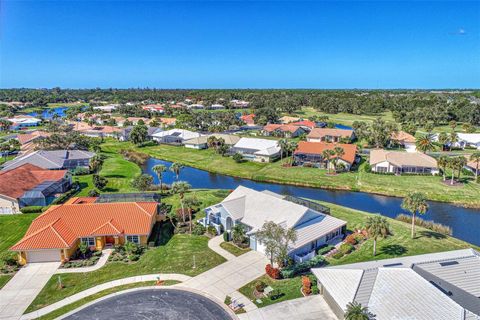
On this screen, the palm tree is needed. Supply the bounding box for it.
[437,155,449,182]
[345,301,376,320]
[470,152,480,182]
[449,120,457,131]
[278,139,288,162]
[449,132,458,150]
[437,132,449,151]
[415,134,434,153]
[365,215,390,256]
[170,162,183,180]
[401,192,428,239]
[322,149,335,173]
[455,156,467,180]
[288,141,298,165]
[152,164,167,193]
[447,157,456,185]
[333,146,345,172]
[89,155,104,173]
[171,181,191,223]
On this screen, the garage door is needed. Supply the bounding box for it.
[256,240,266,254]
[27,250,61,263]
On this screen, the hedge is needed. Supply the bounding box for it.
[20,206,44,214]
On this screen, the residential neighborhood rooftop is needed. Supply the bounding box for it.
[369,149,438,168]
[307,128,354,139]
[295,141,357,164]
[2,149,95,171]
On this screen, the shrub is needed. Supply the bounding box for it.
[280,255,325,278]
[192,224,206,236]
[363,162,372,173]
[223,231,230,242]
[233,153,244,163]
[339,243,354,254]
[265,264,281,279]
[206,226,217,236]
[396,214,452,235]
[269,289,282,300]
[353,233,366,243]
[255,281,267,293]
[317,245,334,255]
[71,167,90,175]
[302,276,312,295]
[88,189,100,197]
[344,234,357,245]
[20,206,44,214]
[332,251,344,259]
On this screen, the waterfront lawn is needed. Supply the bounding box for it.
[0,214,39,267]
[162,189,230,220]
[220,242,251,257]
[36,281,180,320]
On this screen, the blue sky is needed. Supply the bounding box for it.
[0,1,479,89]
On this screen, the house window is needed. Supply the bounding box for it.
[81,237,95,246]
[126,235,140,244]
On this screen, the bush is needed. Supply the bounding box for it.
[339,243,354,254]
[192,224,206,236]
[332,251,344,259]
[265,264,281,279]
[269,289,282,300]
[88,189,100,197]
[71,167,90,175]
[353,233,366,243]
[344,234,358,245]
[223,231,230,242]
[316,245,334,255]
[302,276,312,295]
[233,153,244,163]
[280,255,325,278]
[396,214,452,235]
[206,226,217,236]
[255,281,267,293]
[363,162,372,173]
[20,206,43,214]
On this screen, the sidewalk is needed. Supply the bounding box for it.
[56,249,112,274]
[208,235,236,260]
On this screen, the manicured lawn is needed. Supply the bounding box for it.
[36,281,180,320]
[220,242,251,257]
[101,141,480,207]
[0,275,13,289]
[0,155,14,165]
[0,214,39,266]
[162,189,230,220]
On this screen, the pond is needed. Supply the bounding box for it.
[28,106,69,119]
[142,158,480,246]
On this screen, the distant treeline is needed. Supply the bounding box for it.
[0,88,479,125]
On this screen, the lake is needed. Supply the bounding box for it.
[142,158,480,246]
[28,106,69,119]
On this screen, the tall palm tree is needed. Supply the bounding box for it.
[447,157,456,185]
[288,141,298,165]
[415,134,434,153]
[333,146,345,172]
[278,139,288,162]
[89,155,104,173]
[470,152,480,182]
[171,181,191,223]
[365,215,390,256]
[322,149,332,173]
[170,162,183,180]
[345,301,376,320]
[401,192,429,239]
[437,132,449,151]
[437,155,449,182]
[449,132,458,150]
[455,156,467,180]
[152,164,167,193]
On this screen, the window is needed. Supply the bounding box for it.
[126,235,140,244]
[81,237,95,246]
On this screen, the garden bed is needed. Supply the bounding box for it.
[61,248,102,269]
[220,242,251,257]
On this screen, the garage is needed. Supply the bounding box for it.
[27,250,61,263]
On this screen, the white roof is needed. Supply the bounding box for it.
[7,117,41,124]
[152,129,201,140]
[233,137,280,155]
[457,133,480,144]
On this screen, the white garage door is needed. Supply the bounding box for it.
[256,240,266,254]
[27,250,61,263]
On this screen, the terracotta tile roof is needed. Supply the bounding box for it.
[279,116,300,124]
[369,149,437,168]
[11,202,157,251]
[263,124,303,133]
[391,131,416,144]
[158,117,176,126]
[16,131,50,145]
[308,128,354,139]
[0,164,68,199]
[290,120,316,129]
[294,141,358,164]
[64,197,98,204]
[240,114,255,125]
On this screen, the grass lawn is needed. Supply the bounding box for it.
[0,275,13,289]
[36,281,179,320]
[220,242,251,257]
[0,214,39,266]
[0,155,14,165]
[102,141,480,207]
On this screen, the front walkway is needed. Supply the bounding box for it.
[55,249,112,274]
[0,262,61,320]
[208,235,236,260]
[238,295,338,320]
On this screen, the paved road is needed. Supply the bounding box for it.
[63,288,234,320]
[0,262,60,320]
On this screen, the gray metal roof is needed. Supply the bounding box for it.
[2,150,94,170]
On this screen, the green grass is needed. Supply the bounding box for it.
[0,275,13,289]
[0,214,39,266]
[220,242,251,257]
[102,141,480,207]
[35,281,179,320]
[0,155,14,165]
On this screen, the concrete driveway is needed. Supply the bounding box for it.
[0,262,60,320]
[238,295,338,320]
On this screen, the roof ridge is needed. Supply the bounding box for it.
[50,220,71,247]
[134,202,155,216]
[12,217,65,248]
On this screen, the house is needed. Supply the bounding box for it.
[240,114,256,126]
[142,104,165,113]
[120,127,163,142]
[10,198,159,264]
[79,126,123,139]
[312,248,480,319]
[188,103,205,109]
[6,116,42,130]
[369,149,439,175]
[307,128,355,143]
[183,134,241,149]
[290,120,317,130]
[294,141,358,171]
[202,186,346,262]
[230,99,250,108]
[16,131,50,154]
[390,130,417,152]
[209,104,225,110]
[262,124,307,138]
[93,104,118,112]
[2,150,95,171]
[0,164,71,214]
[230,137,281,162]
[433,133,480,150]
[152,129,201,145]
[112,117,151,127]
[158,117,176,127]
[465,160,479,175]
[279,116,300,124]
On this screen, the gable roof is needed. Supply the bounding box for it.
[290,120,316,129]
[391,130,416,143]
[2,150,95,171]
[152,129,201,140]
[11,201,158,251]
[294,141,357,164]
[279,116,300,124]
[184,134,241,146]
[370,149,437,168]
[263,124,304,134]
[16,131,50,145]
[233,137,279,152]
[307,128,354,139]
[240,114,255,125]
[0,164,67,199]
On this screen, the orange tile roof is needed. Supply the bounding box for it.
[307,128,354,139]
[0,164,68,199]
[263,124,303,133]
[391,131,416,144]
[290,120,316,129]
[17,131,50,145]
[11,202,157,251]
[64,197,98,204]
[241,114,255,125]
[294,141,357,164]
[158,117,176,126]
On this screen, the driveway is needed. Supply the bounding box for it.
[0,262,60,320]
[238,295,338,320]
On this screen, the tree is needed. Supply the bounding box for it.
[184,195,200,234]
[256,221,297,267]
[152,164,167,192]
[437,132,449,151]
[437,155,449,182]
[449,132,458,150]
[170,162,183,180]
[454,156,467,180]
[79,241,89,259]
[171,181,191,224]
[129,122,148,145]
[401,192,428,239]
[333,146,345,172]
[469,152,480,182]
[322,149,335,173]
[449,120,457,131]
[415,134,434,153]
[345,301,376,320]
[0,119,11,132]
[92,174,107,190]
[278,139,288,162]
[233,152,243,163]
[89,155,104,173]
[287,141,298,165]
[365,215,390,256]
[231,223,247,245]
[447,157,457,185]
[132,174,153,191]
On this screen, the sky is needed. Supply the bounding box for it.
[0,1,479,89]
